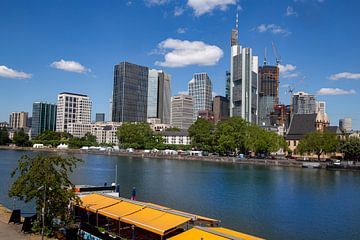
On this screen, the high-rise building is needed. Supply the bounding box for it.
[258,65,279,126]
[316,101,326,114]
[147,69,171,124]
[108,98,113,122]
[9,112,28,129]
[171,95,193,130]
[188,73,212,121]
[213,96,230,123]
[31,102,57,138]
[225,71,231,100]
[292,92,316,115]
[56,92,92,133]
[230,14,259,124]
[95,113,105,122]
[339,118,352,132]
[112,62,148,122]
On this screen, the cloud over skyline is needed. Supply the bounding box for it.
[155,38,223,67]
[329,72,360,80]
[187,0,236,16]
[0,65,32,79]
[50,59,90,73]
[278,64,298,78]
[255,24,291,36]
[316,88,356,96]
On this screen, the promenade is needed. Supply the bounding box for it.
[0,204,44,240]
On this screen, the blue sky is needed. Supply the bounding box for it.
[0,0,359,129]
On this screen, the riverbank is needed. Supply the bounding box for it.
[0,146,306,168]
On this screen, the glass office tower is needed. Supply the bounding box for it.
[31,102,57,137]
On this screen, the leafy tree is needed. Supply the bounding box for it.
[339,137,360,161]
[214,117,248,154]
[9,155,82,235]
[13,128,31,147]
[297,130,339,161]
[117,122,155,149]
[32,131,73,147]
[165,127,181,132]
[188,118,214,151]
[0,127,10,145]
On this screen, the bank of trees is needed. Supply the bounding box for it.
[0,127,10,145]
[339,137,360,161]
[189,117,287,155]
[32,130,98,148]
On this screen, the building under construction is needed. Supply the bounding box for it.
[258,65,279,126]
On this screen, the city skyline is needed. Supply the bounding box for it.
[0,0,360,128]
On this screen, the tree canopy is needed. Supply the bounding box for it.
[13,128,31,147]
[297,130,339,160]
[0,127,10,145]
[188,118,214,151]
[9,155,82,235]
[117,122,156,149]
[339,137,360,161]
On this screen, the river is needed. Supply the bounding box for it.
[1,149,360,239]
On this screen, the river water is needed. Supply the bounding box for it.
[1,149,360,239]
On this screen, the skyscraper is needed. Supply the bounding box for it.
[56,92,92,132]
[230,14,259,124]
[31,102,57,138]
[95,113,105,122]
[112,62,148,122]
[147,69,171,124]
[213,96,230,123]
[171,95,193,130]
[258,65,279,126]
[292,92,316,115]
[188,73,212,121]
[225,71,231,100]
[9,112,28,129]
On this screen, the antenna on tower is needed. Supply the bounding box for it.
[264,47,267,65]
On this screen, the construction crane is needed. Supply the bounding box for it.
[272,41,281,65]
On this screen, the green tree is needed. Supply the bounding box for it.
[117,122,155,149]
[9,155,82,235]
[297,130,339,161]
[339,137,360,161]
[214,117,248,154]
[13,128,30,147]
[188,118,214,151]
[0,127,10,145]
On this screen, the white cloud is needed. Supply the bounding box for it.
[187,0,236,16]
[212,91,218,98]
[255,24,291,36]
[0,65,32,79]
[144,0,168,6]
[50,59,90,73]
[155,38,223,67]
[278,64,298,78]
[177,27,187,34]
[174,6,185,16]
[329,72,360,80]
[316,88,356,96]
[286,6,297,16]
[178,91,189,95]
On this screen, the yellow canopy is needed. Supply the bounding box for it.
[79,193,119,213]
[98,201,144,220]
[168,226,264,240]
[121,207,191,236]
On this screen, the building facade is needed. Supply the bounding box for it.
[91,122,122,145]
[160,131,191,145]
[229,15,258,124]
[31,102,57,138]
[188,73,212,121]
[95,113,105,122]
[171,95,194,130]
[213,96,230,123]
[258,65,279,126]
[9,112,28,129]
[225,71,231,100]
[292,92,316,115]
[147,70,171,124]
[339,118,352,133]
[112,62,148,122]
[56,92,92,133]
